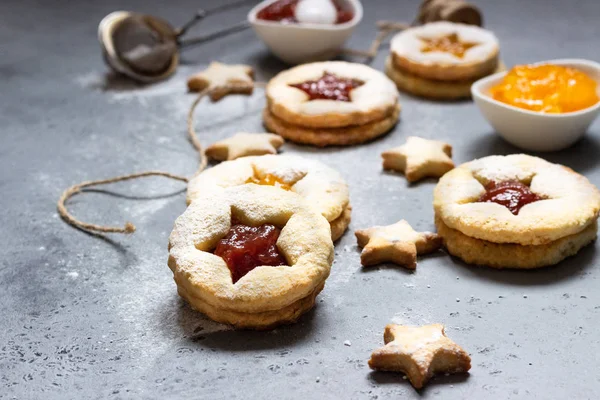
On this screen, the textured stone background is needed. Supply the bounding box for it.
[2,0,600,398]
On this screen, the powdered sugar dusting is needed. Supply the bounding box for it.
[74,65,203,113]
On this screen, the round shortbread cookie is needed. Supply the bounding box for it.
[176,278,324,330]
[385,57,504,100]
[168,185,334,329]
[436,217,597,269]
[434,154,600,245]
[263,104,400,147]
[390,21,499,81]
[186,154,351,240]
[266,61,399,128]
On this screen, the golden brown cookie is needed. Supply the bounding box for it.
[266,61,399,129]
[436,217,598,269]
[382,136,454,182]
[205,133,284,161]
[385,57,505,100]
[168,185,334,329]
[186,154,351,241]
[187,61,254,101]
[262,104,400,147]
[369,323,472,389]
[355,220,442,269]
[390,21,499,82]
[434,154,600,245]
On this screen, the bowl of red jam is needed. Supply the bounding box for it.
[248,0,363,64]
[472,59,600,152]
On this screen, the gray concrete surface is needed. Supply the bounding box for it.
[2,0,600,398]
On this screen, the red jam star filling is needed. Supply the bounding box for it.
[478,180,542,215]
[289,72,364,102]
[214,219,288,284]
[257,0,353,24]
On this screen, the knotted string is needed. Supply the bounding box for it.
[58,84,260,234]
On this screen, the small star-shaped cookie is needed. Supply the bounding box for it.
[187,61,254,101]
[355,220,441,269]
[382,136,454,183]
[205,133,284,161]
[369,324,471,390]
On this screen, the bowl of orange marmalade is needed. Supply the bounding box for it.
[472,59,600,151]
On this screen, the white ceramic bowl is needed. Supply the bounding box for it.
[248,0,363,65]
[471,59,600,152]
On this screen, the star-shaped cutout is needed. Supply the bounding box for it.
[369,324,471,390]
[205,132,284,161]
[355,220,441,269]
[419,32,479,58]
[187,61,254,101]
[382,136,454,183]
[289,72,364,102]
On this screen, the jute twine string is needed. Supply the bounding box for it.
[57,171,190,234]
[342,21,410,61]
[58,84,258,235]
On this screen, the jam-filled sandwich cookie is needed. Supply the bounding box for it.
[187,154,351,241]
[387,21,501,99]
[264,61,400,146]
[169,185,334,329]
[434,154,600,268]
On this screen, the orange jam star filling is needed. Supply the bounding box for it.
[246,174,292,190]
[419,33,478,58]
[289,72,364,102]
[214,218,288,284]
[489,64,599,113]
[478,180,542,215]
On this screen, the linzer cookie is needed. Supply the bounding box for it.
[386,22,501,99]
[369,323,471,389]
[263,61,400,146]
[434,154,600,268]
[187,154,351,241]
[169,184,334,329]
